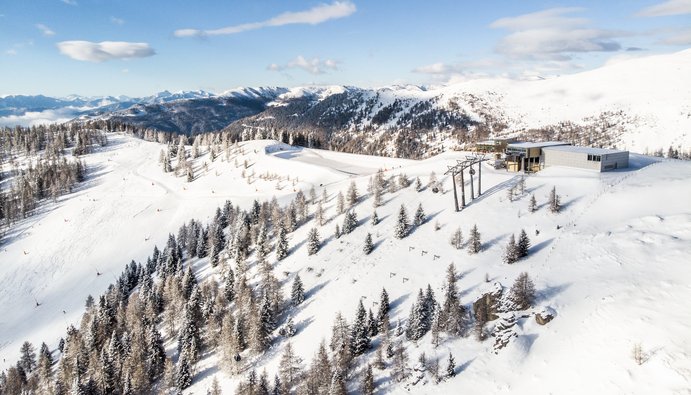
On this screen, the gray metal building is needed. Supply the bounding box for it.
[542,146,629,171]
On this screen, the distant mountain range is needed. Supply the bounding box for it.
[2,49,690,156]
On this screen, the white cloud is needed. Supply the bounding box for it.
[36,23,56,36]
[0,108,78,127]
[57,41,156,62]
[637,0,691,16]
[110,17,125,26]
[490,8,622,61]
[5,49,17,56]
[658,28,691,44]
[61,0,77,5]
[175,1,356,38]
[268,55,339,75]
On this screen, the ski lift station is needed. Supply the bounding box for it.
[504,141,629,172]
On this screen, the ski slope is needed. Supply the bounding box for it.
[1,133,690,394]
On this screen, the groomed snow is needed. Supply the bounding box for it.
[1,134,690,394]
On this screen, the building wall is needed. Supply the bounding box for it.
[601,152,629,171]
[543,150,601,171]
[544,150,629,172]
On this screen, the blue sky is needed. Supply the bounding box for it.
[1,0,689,97]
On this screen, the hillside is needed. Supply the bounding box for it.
[1,132,690,394]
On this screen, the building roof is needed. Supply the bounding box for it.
[542,145,628,155]
[507,141,570,149]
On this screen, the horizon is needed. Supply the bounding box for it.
[1,0,690,97]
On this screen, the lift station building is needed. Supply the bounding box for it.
[505,141,629,172]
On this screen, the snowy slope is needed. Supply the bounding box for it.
[1,133,690,395]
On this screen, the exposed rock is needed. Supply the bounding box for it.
[473,282,503,322]
[535,306,556,325]
[492,313,518,353]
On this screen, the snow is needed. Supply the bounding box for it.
[1,133,690,394]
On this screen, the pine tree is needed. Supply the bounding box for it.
[307,227,320,255]
[414,203,426,226]
[446,352,456,378]
[276,223,289,261]
[347,181,359,206]
[549,186,561,213]
[509,272,536,310]
[316,201,325,226]
[291,275,305,306]
[18,341,36,373]
[342,210,358,234]
[176,353,192,390]
[392,342,409,382]
[503,234,518,264]
[210,376,222,395]
[334,223,341,239]
[468,224,481,254]
[336,192,345,214]
[450,227,463,249]
[414,177,422,192]
[224,268,235,303]
[440,263,465,336]
[350,300,370,356]
[360,364,375,395]
[517,229,530,258]
[371,210,379,225]
[376,288,390,334]
[394,204,409,239]
[363,233,374,255]
[257,224,269,260]
[529,194,537,212]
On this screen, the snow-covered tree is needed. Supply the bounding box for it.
[341,210,358,235]
[291,275,305,306]
[414,203,426,226]
[394,204,409,239]
[371,210,379,225]
[316,201,325,226]
[363,233,374,255]
[336,192,345,214]
[360,364,375,395]
[350,300,370,356]
[509,272,535,310]
[446,353,456,378]
[276,223,289,261]
[529,194,537,212]
[468,224,481,254]
[347,181,359,206]
[503,234,519,264]
[549,186,561,213]
[307,227,320,255]
[517,229,530,258]
[450,227,463,249]
[279,342,303,392]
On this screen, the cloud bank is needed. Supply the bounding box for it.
[637,0,691,17]
[268,56,339,75]
[175,1,356,38]
[57,41,155,62]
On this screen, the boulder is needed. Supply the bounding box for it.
[534,306,556,325]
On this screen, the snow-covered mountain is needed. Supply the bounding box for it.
[1,129,690,394]
[2,50,689,156]
[223,50,691,157]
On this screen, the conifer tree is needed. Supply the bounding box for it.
[350,300,370,356]
[392,342,409,382]
[415,177,422,192]
[450,227,463,249]
[517,229,531,258]
[509,272,536,310]
[347,181,359,206]
[279,342,303,392]
[224,269,235,303]
[316,201,325,226]
[549,186,561,213]
[377,288,390,334]
[341,210,357,234]
[468,224,481,254]
[276,223,289,261]
[360,364,375,395]
[414,203,426,226]
[363,233,374,255]
[307,227,320,255]
[176,353,192,390]
[394,204,409,239]
[440,263,465,336]
[529,194,537,212]
[503,234,519,264]
[336,192,345,214]
[446,353,456,378]
[291,275,305,306]
[257,224,269,260]
[334,223,341,239]
[371,210,379,225]
[18,341,36,373]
